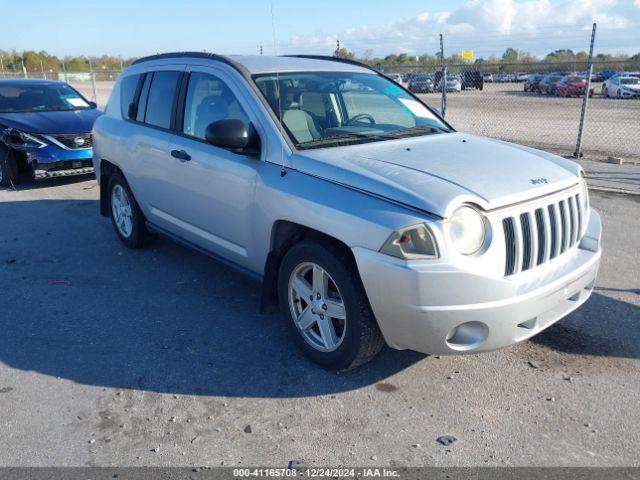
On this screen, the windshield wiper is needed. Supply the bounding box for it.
[379,126,448,139]
[296,132,382,149]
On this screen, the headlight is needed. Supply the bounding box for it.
[380,224,438,260]
[2,128,47,149]
[449,205,487,255]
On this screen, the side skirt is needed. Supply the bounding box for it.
[145,221,264,284]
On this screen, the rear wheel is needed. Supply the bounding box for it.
[278,241,385,370]
[108,172,154,248]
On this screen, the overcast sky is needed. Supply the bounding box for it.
[2,0,638,58]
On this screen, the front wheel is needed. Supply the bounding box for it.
[278,241,385,370]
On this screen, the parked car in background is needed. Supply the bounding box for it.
[0,79,101,186]
[516,73,529,82]
[590,71,604,82]
[555,76,594,97]
[524,74,544,93]
[604,76,640,98]
[600,73,636,97]
[461,70,484,90]
[600,70,618,81]
[481,72,494,83]
[538,74,564,95]
[445,75,462,92]
[408,73,434,93]
[386,73,404,86]
[93,52,601,369]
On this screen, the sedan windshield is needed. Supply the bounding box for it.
[0,83,91,113]
[620,78,640,85]
[253,71,450,149]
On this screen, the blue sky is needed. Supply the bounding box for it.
[2,0,638,58]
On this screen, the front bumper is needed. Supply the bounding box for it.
[14,143,94,179]
[353,208,602,355]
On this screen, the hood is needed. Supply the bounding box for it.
[0,108,102,134]
[292,133,580,217]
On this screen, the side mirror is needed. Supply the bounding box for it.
[89,101,98,109]
[205,119,259,156]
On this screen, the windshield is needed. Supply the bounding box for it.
[620,78,640,85]
[0,83,91,113]
[253,71,450,149]
[566,77,584,83]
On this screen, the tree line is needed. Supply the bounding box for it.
[0,49,137,73]
[336,47,640,71]
[1,47,638,74]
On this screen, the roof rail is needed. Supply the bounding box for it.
[283,55,381,73]
[130,51,252,80]
[133,51,240,65]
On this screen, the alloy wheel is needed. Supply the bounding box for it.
[111,184,134,238]
[288,262,347,352]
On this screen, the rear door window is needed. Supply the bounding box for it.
[144,71,181,129]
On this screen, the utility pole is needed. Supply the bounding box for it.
[119,57,124,72]
[335,39,340,57]
[88,58,98,104]
[440,33,446,118]
[40,58,46,79]
[260,45,263,56]
[20,57,27,78]
[574,22,596,159]
[0,56,5,77]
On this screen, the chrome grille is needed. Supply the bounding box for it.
[48,132,93,150]
[503,192,584,276]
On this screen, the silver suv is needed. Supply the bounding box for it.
[93,53,601,370]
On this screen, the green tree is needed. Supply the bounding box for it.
[334,47,355,60]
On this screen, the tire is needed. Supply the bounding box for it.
[0,144,22,187]
[278,241,385,370]
[107,171,154,249]
[617,90,622,99]
[602,86,608,97]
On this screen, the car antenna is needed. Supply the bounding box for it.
[270,0,287,177]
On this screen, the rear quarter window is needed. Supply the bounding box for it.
[120,74,142,119]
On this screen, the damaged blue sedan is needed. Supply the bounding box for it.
[0,79,101,186]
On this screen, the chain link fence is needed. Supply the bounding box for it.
[380,59,639,162]
[2,58,638,163]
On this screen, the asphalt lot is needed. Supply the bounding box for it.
[70,80,640,163]
[0,175,639,467]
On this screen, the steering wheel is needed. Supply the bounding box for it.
[347,113,376,126]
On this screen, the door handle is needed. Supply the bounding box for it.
[171,149,191,162]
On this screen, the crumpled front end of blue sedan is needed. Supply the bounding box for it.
[1,127,94,180]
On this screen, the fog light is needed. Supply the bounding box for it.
[445,321,489,351]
